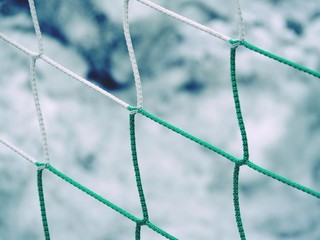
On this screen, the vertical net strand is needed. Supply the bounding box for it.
[37,169,51,240]
[129,112,149,220]
[233,165,246,240]
[230,47,249,162]
[135,224,142,240]
[123,0,144,108]
[28,0,44,54]
[30,58,50,164]
[233,0,245,41]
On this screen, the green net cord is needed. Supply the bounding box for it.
[146,221,178,240]
[126,107,320,200]
[29,38,320,240]
[247,161,320,198]
[37,169,51,240]
[135,224,142,240]
[230,45,248,239]
[128,106,241,164]
[233,165,246,240]
[35,162,177,240]
[230,46,249,163]
[229,39,320,79]
[129,112,149,221]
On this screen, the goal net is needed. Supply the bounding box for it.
[0,0,319,239]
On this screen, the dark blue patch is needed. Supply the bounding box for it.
[87,68,124,90]
[78,153,96,171]
[184,2,227,21]
[0,0,28,16]
[41,22,69,45]
[95,12,107,24]
[310,11,320,21]
[238,74,256,86]
[286,19,304,36]
[179,79,204,94]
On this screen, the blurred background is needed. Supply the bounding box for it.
[0,0,320,239]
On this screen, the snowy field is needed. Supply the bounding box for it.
[0,0,320,239]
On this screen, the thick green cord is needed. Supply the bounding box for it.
[146,221,178,240]
[247,161,320,199]
[37,169,51,240]
[127,106,241,164]
[233,165,246,240]
[135,224,141,240]
[229,39,320,79]
[35,162,177,240]
[40,163,140,222]
[230,47,249,163]
[129,112,149,221]
[30,38,320,240]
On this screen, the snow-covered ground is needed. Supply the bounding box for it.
[0,0,320,239]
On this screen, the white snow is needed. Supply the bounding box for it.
[1,0,320,239]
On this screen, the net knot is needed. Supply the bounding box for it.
[129,106,140,115]
[37,162,49,171]
[130,110,138,116]
[136,218,148,226]
[230,39,243,49]
[235,158,248,167]
[31,52,43,60]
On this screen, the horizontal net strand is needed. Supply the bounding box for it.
[34,162,177,239]
[136,0,231,42]
[229,39,320,79]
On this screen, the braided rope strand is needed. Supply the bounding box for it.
[30,58,50,164]
[135,224,142,240]
[229,40,320,79]
[233,165,246,240]
[0,33,36,56]
[0,137,37,164]
[233,0,245,41]
[247,161,320,199]
[123,0,144,108]
[136,0,231,42]
[2,127,320,240]
[0,33,129,109]
[34,163,177,239]
[28,0,44,54]
[37,169,51,240]
[230,47,249,162]
[129,106,241,164]
[129,112,149,221]
[146,221,178,240]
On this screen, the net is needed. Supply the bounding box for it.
[0,0,319,239]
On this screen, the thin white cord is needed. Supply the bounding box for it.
[0,33,37,56]
[0,0,243,166]
[41,55,129,108]
[0,32,129,109]
[30,57,50,164]
[28,0,44,54]
[123,0,143,108]
[136,0,231,42]
[233,0,245,41]
[0,137,37,164]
